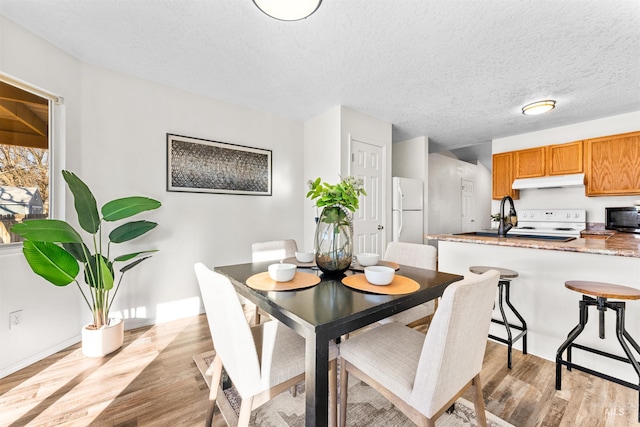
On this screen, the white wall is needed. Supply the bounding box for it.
[303,106,341,250]
[473,161,492,226]
[392,136,427,179]
[492,112,640,222]
[0,16,305,377]
[302,106,392,251]
[1,15,85,377]
[392,136,428,239]
[428,153,492,234]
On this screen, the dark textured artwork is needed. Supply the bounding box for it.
[167,134,272,195]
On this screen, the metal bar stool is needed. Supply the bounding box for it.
[556,280,640,422]
[469,266,527,369]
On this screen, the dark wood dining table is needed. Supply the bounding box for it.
[214,261,463,427]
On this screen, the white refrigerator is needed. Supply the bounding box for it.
[392,177,424,243]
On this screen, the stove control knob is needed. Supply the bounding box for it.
[565,213,571,218]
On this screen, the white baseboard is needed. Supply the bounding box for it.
[123,317,157,330]
[0,334,80,378]
[0,310,206,380]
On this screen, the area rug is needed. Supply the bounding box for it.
[194,350,514,427]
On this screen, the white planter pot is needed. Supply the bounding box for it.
[81,318,124,357]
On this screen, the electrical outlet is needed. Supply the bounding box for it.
[9,310,22,329]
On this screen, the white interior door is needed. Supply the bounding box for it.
[351,138,384,256]
[461,179,475,232]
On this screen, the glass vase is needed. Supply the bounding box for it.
[314,205,353,275]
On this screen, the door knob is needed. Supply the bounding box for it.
[377,225,384,230]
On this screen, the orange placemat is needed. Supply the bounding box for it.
[246,271,321,291]
[341,274,420,295]
[349,260,400,272]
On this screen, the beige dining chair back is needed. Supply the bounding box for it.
[251,239,298,262]
[384,241,437,270]
[339,269,500,427]
[249,239,299,324]
[381,241,437,325]
[194,262,338,427]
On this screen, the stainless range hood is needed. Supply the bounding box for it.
[512,173,585,190]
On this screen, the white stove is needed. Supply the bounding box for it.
[512,209,586,237]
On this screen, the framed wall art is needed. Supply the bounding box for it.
[167,134,272,195]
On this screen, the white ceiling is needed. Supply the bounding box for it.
[1,0,639,166]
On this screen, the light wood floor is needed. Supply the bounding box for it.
[0,314,637,426]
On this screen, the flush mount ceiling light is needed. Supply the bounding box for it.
[522,100,556,115]
[253,0,322,21]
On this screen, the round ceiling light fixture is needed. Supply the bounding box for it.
[253,0,322,21]
[522,100,556,115]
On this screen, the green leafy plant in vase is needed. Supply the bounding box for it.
[12,170,161,356]
[306,176,366,275]
[491,212,501,229]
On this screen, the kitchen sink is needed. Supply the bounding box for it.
[454,231,576,242]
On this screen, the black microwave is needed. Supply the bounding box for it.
[605,206,640,234]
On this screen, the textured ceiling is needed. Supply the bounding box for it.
[1,0,639,166]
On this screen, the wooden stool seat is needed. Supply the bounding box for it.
[470,266,518,279]
[468,265,526,369]
[565,281,640,300]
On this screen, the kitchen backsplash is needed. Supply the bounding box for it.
[491,185,640,224]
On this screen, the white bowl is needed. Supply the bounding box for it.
[295,251,315,263]
[268,263,297,282]
[357,253,379,267]
[364,266,395,286]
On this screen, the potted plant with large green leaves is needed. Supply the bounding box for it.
[11,170,161,357]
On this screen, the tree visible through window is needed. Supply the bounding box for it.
[0,79,50,244]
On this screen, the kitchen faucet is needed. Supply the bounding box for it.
[498,195,518,236]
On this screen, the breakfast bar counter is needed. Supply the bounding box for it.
[427,231,640,384]
[426,231,640,258]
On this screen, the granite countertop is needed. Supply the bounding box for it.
[426,231,640,258]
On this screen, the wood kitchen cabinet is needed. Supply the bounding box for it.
[492,152,519,200]
[547,141,583,175]
[514,147,546,178]
[585,130,640,196]
[513,141,583,179]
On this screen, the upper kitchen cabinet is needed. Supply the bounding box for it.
[492,152,519,200]
[513,141,583,179]
[547,141,583,175]
[585,130,640,196]
[514,147,546,178]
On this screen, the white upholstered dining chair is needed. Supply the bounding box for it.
[381,241,438,325]
[194,263,339,427]
[339,269,500,427]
